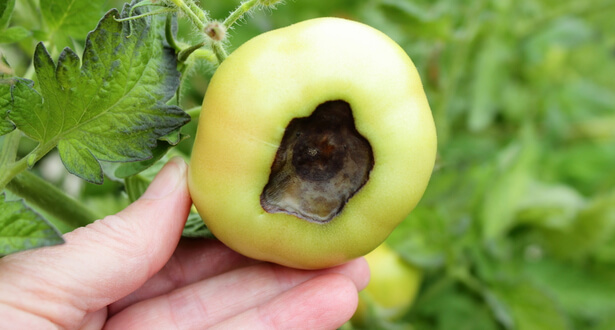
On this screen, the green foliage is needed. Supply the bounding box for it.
[7,8,189,183]
[41,0,106,49]
[0,0,614,327]
[0,80,15,135]
[0,193,64,256]
[332,0,615,329]
[0,0,15,30]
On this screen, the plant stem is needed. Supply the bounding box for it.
[185,106,202,119]
[0,140,57,191]
[211,42,227,64]
[168,0,205,30]
[7,171,101,228]
[0,130,21,171]
[223,0,259,29]
[0,153,28,191]
[165,14,181,52]
[114,8,176,23]
[178,42,207,62]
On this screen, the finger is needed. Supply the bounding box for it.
[108,238,258,315]
[105,257,369,329]
[211,274,359,330]
[0,158,191,329]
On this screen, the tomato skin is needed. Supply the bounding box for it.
[188,17,437,269]
[352,244,422,325]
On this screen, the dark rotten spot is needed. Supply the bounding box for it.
[260,100,374,223]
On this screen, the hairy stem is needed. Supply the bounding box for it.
[114,8,176,23]
[7,171,101,228]
[211,42,227,64]
[223,0,259,29]
[168,0,206,30]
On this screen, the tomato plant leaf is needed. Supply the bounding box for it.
[0,79,16,135]
[114,133,187,179]
[490,281,570,330]
[0,193,64,257]
[525,258,615,324]
[480,134,537,241]
[0,26,32,44]
[469,35,510,131]
[8,6,190,184]
[541,192,615,260]
[9,78,45,140]
[41,0,105,49]
[0,0,15,30]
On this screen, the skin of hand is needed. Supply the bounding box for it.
[0,158,370,329]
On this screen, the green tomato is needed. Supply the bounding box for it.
[188,17,437,269]
[352,243,422,326]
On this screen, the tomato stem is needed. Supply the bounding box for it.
[7,171,101,229]
[165,14,181,52]
[177,42,206,63]
[224,0,259,29]
[211,42,227,64]
[0,131,26,191]
[168,0,206,31]
[0,131,20,172]
[185,106,202,119]
[0,139,57,191]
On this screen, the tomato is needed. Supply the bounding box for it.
[188,17,437,269]
[352,243,422,326]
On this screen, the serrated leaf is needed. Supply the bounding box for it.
[114,133,187,178]
[516,180,586,230]
[490,281,570,330]
[0,0,15,30]
[41,0,105,49]
[415,281,500,330]
[0,79,16,135]
[9,78,44,139]
[9,6,190,184]
[387,208,447,269]
[0,193,64,256]
[0,26,32,44]
[541,192,615,260]
[525,259,615,323]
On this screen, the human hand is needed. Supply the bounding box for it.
[0,158,370,329]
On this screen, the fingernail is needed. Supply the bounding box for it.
[141,157,187,200]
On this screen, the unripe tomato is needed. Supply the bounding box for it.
[188,17,436,269]
[352,243,422,326]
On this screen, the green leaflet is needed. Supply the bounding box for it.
[8,5,190,184]
[0,0,15,30]
[0,193,64,257]
[0,26,31,44]
[41,0,105,49]
[0,79,15,135]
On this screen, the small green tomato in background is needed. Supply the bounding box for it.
[188,17,437,269]
[351,244,422,326]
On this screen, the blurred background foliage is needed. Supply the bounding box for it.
[2,0,615,329]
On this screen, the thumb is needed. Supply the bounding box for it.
[0,157,192,327]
